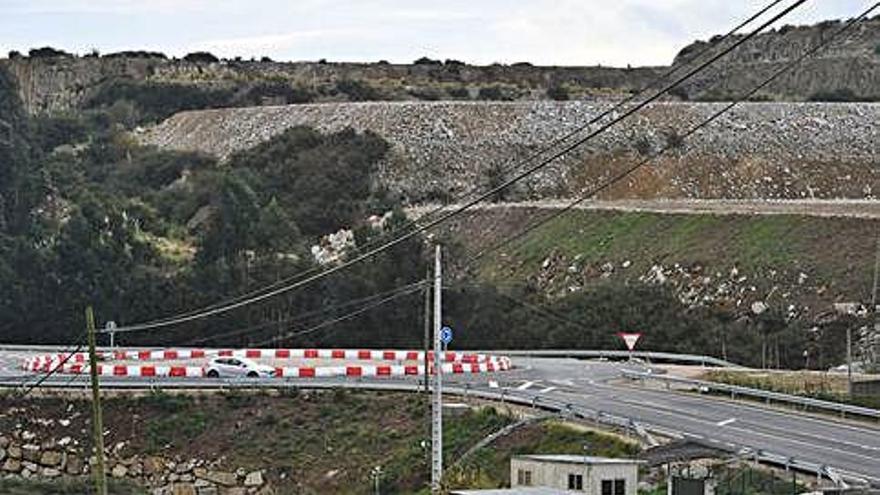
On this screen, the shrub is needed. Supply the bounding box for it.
[664,129,685,149]
[103,50,167,59]
[414,56,442,65]
[86,81,235,123]
[546,84,569,101]
[335,79,381,101]
[444,59,465,66]
[633,136,652,155]
[808,88,859,102]
[447,86,470,98]
[28,46,72,58]
[478,85,510,101]
[183,51,219,63]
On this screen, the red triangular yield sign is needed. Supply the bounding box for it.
[617,332,642,351]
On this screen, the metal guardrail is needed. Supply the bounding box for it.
[0,375,873,487]
[0,344,739,368]
[483,349,739,367]
[622,370,880,420]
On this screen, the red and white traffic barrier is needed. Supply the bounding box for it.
[22,348,512,379]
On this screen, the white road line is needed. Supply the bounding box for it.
[516,381,535,391]
[608,397,880,464]
[717,418,737,427]
[488,380,499,389]
[539,386,558,394]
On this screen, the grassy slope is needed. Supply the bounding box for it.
[0,391,636,494]
[466,209,879,311]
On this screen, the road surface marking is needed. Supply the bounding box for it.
[539,386,557,394]
[717,418,737,426]
[516,381,535,390]
[488,380,499,388]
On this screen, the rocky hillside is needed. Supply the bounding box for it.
[674,16,880,100]
[0,55,659,115]
[3,14,879,114]
[141,101,880,203]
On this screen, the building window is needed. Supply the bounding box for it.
[516,469,532,486]
[602,479,626,495]
[569,474,583,490]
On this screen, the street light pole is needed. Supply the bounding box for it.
[431,244,443,493]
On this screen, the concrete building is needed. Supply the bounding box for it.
[510,455,642,495]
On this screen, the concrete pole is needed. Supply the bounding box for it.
[86,307,108,495]
[423,266,431,394]
[431,244,443,493]
[847,326,853,396]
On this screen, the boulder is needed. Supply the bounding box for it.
[42,467,61,477]
[112,464,129,478]
[199,470,237,487]
[66,455,83,475]
[21,444,40,462]
[2,458,21,473]
[244,470,264,487]
[40,450,63,467]
[170,483,197,495]
[7,445,20,459]
[144,456,166,475]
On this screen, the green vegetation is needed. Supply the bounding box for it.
[448,421,639,490]
[86,81,236,123]
[808,88,879,102]
[703,370,880,409]
[0,64,424,347]
[0,478,145,495]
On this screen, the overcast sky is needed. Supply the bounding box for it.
[0,1,870,66]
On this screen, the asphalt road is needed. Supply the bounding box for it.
[3,353,879,486]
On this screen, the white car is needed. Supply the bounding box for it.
[204,357,276,378]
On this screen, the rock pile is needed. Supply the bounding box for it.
[141,101,880,204]
[0,416,269,495]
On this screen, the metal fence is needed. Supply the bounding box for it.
[621,370,880,420]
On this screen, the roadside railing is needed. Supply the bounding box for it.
[0,375,873,487]
[621,370,880,421]
[487,349,739,367]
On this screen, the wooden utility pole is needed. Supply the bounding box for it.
[86,307,108,495]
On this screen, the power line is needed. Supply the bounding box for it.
[446,282,594,335]
[253,282,426,347]
[19,341,84,397]
[109,0,808,334]
[124,0,788,331]
[460,2,879,270]
[183,280,427,345]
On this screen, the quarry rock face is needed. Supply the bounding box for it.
[140,101,880,203]
[4,16,880,114]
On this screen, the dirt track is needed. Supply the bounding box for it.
[409,198,880,220]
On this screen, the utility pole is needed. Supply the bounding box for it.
[86,307,108,495]
[431,244,443,493]
[423,265,431,394]
[871,236,880,370]
[847,326,853,396]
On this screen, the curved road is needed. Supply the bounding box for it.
[3,353,879,486]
